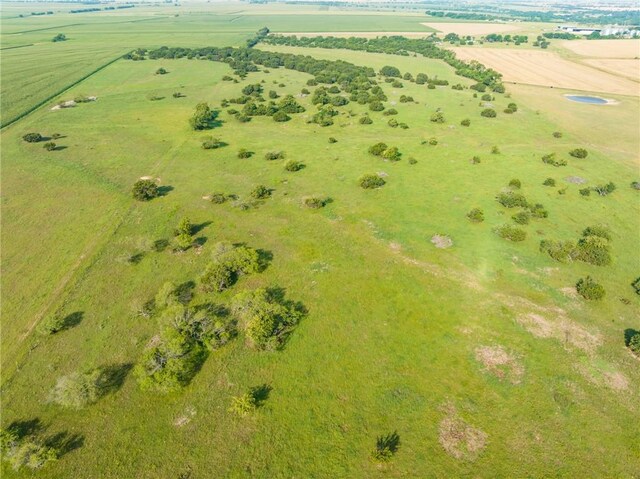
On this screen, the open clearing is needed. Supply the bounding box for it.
[561,39,640,59]
[422,22,523,36]
[453,47,640,96]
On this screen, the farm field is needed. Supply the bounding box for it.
[560,39,640,58]
[452,46,640,96]
[421,21,525,36]
[1,3,639,478]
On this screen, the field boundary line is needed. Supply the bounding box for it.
[1,52,127,129]
[0,43,34,51]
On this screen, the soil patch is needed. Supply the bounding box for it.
[475,345,524,384]
[431,234,453,249]
[439,403,487,461]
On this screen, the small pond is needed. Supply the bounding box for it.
[565,95,609,105]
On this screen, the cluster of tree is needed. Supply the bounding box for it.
[496,190,548,221]
[540,225,612,266]
[533,36,551,49]
[579,182,616,197]
[542,153,567,167]
[369,142,401,161]
[260,34,504,90]
[359,173,386,189]
[246,27,270,48]
[70,5,134,13]
[0,427,58,471]
[543,32,579,40]
[200,242,260,293]
[485,34,528,44]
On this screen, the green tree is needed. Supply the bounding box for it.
[359,174,386,189]
[131,179,159,201]
[189,102,218,130]
[49,370,101,409]
[380,65,401,77]
[22,132,43,143]
[576,276,605,300]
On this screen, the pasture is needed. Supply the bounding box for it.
[1,3,639,478]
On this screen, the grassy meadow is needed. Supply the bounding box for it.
[1,4,639,478]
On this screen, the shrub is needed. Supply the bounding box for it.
[408,157,417,165]
[631,181,640,190]
[512,211,530,225]
[264,151,285,161]
[508,179,521,189]
[541,153,567,167]
[539,240,578,262]
[387,118,398,128]
[481,108,497,118]
[38,315,66,335]
[369,101,384,111]
[471,156,481,164]
[22,132,43,142]
[380,65,401,77]
[189,102,218,130]
[237,149,253,159]
[304,197,326,208]
[284,160,303,172]
[569,148,588,159]
[576,276,605,300]
[583,225,611,240]
[491,145,500,154]
[427,83,436,90]
[43,142,56,151]
[383,108,398,116]
[553,131,563,138]
[461,118,471,126]
[201,137,225,149]
[543,178,556,187]
[496,192,528,208]
[481,93,492,101]
[429,138,438,146]
[382,146,401,161]
[174,232,193,251]
[268,90,279,99]
[576,234,611,265]
[628,332,640,355]
[210,193,226,204]
[528,203,548,218]
[250,184,271,199]
[494,224,526,241]
[467,208,484,223]
[391,80,403,88]
[507,102,518,112]
[399,95,413,103]
[368,142,388,156]
[430,112,445,123]
[416,73,428,84]
[49,370,101,409]
[328,137,337,143]
[132,179,159,201]
[579,188,591,196]
[1,433,58,471]
[155,67,167,75]
[200,243,260,293]
[359,174,386,189]
[359,115,373,125]
[229,392,257,416]
[593,182,616,196]
[272,110,290,122]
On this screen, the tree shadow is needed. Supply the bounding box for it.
[96,363,134,396]
[157,185,174,197]
[44,431,84,458]
[250,384,272,407]
[375,431,401,455]
[193,302,229,318]
[256,249,273,272]
[53,145,68,151]
[180,347,209,388]
[153,239,169,252]
[175,281,196,305]
[60,311,83,330]
[127,252,145,264]
[624,328,639,346]
[191,221,212,235]
[5,418,44,439]
[194,236,208,247]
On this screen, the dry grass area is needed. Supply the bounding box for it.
[422,22,522,36]
[452,47,639,96]
[431,234,453,249]
[278,31,433,38]
[583,59,640,82]
[438,403,488,461]
[516,312,601,354]
[561,39,640,59]
[474,345,524,384]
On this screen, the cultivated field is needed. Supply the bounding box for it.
[561,39,640,58]
[1,3,639,478]
[453,47,640,95]
[421,22,524,36]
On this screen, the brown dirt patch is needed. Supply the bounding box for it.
[439,404,487,461]
[516,312,601,354]
[603,371,629,391]
[475,345,524,384]
[422,22,522,36]
[431,234,453,249]
[564,176,587,184]
[451,47,639,96]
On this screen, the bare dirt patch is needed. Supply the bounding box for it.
[451,47,639,96]
[576,363,630,392]
[516,312,601,354]
[564,176,587,184]
[422,22,522,36]
[431,234,453,249]
[561,39,640,59]
[439,403,487,461]
[475,345,524,384]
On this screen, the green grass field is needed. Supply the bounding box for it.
[1,3,639,478]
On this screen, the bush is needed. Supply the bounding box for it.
[471,156,481,164]
[22,132,43,142]
[628,332,640,355]
[541,153,567,167]
[155,67,167,75]
[43,142,56,151]
[543,178,556,187]
[576,276,605,300]
[583,225,611,240]
[304,197,326,208]
[359,115,373,125]
[461,118,471,126]
[569,148,588,159]
[387,118,398,128]
[467,208,484,223]
[201,137,225,149]
[382,146,401,161]
[272,110,291,122]
[539,239,578,263]
[189,102,218,130]
[328,137,337,143]
[132,179,159,201]
[508,179,521,189]
[553,131,563,138]
[481,93,492,101]
[380,65,401,77]
[481,108,497,118]
[429,138,438,146]
[49,370,101,408]
[284,160,303,172]
[430,112,445,123]
[494,224,526,242]
[237,148,253,159]
[368,142,388,156]
[528,203,548,218]
[264,151,285,161]
[408,157,417,165]
[359,174,386,189]
[579,188,591,196]
[369,101,384,111]
[512,211,530,224]
[496,192,528,208]
[491,145,500,154]
[383,108,398,116]
[229,392,257,416]
[210,193,227,204]
[507,102,517,112]
[250,184,271,199]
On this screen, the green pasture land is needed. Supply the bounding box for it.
[1,7,639,477]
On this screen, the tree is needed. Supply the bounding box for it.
[380,65,401,77]
[132,179,159,201]
[416,73,428,84]
[576,276,605,300]
[43,142,56,151]
[189,102,218,130]
[569,148,588,159]
[368,142,388,156]
[250,184,271,199]
[284,160,303,171]
[52,33,66,42]
[1,430,58,471]
[481,108,497,118]
[359,174,386,189]
[155,67,168,75]
[22,132,43,143]
[49,370,101,408]
[430,112,445,123]
[272,110,290,122]
[467,208,484,223]
[237,148,253,158]
[461,118,471,126]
